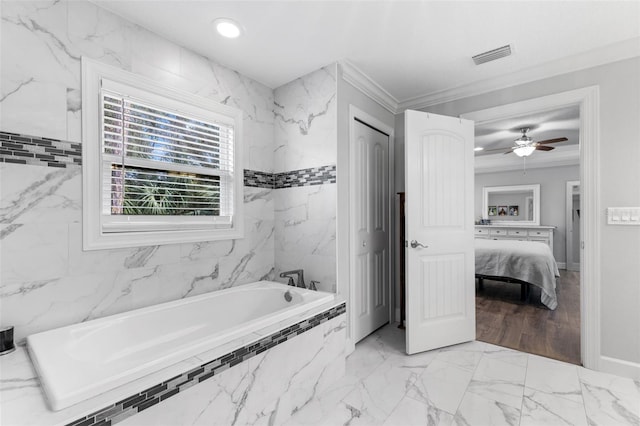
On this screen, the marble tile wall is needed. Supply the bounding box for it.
[0,0,276,342]
[273,67,338,292]
[119,310,347,426]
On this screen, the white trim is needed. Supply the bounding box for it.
[599,356,640,381]
[348,105,395,344]
[399,37,639,112]
[341,61,399,114]
[475,145,580,174]
[566,180,581,272]
[556,262,567,270]
[461,86,601,372]
[82,57,244,250]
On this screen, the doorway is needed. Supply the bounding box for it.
[461,86,600,369]
[350,114,392,343]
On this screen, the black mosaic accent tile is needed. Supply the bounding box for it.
[243,165,336,189]
[2,132,338,189]
[243,169,275,188]
[0,131,82,168]
[64,302,345,426]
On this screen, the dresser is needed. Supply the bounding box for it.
[475,225,556,253]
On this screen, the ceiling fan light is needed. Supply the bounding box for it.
[513,145,536,157]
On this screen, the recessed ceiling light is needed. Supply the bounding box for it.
[214,18,243,38]
[474,147,484,151]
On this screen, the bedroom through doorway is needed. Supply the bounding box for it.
[470,105,582,366]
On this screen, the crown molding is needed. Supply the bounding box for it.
[398,37,640,112]
[340,61,399,114]
[475,145,579,174]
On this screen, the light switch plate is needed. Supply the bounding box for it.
[607,207,640,225]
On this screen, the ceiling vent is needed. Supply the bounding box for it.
[472,45,512,65]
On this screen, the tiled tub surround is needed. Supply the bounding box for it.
[1,0,277,344]
[28,282,335,410]
[273,66,338,291]
[2,0,340,349]
[1,299,346,426]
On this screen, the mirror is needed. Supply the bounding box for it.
[482,184,540,226]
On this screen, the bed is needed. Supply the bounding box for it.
[475,239,560,310]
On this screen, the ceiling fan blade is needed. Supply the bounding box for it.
[536,137,568,145]
[535,145,554,151]
[482,146,514,152]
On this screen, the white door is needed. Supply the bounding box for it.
[404,110,475,354]
[353,119,390,342]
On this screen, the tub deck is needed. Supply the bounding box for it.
[3,286,344,426]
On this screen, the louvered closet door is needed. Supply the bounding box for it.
[404,111,475,354]
[353,119,390,343]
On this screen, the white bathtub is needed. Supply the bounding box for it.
[26,281,334,411]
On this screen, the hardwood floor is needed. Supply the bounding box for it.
[475,269,581,365]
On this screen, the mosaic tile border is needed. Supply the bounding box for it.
[274,165,336,188]
[0,131,81,168]
[244,169,275,188]
[1,131,337,188]
[65,302,346,426]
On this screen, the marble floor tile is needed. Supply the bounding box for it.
[465,355,527,409]
[383,395,454,426]
[578,367,640,426]
[286,323,640,426]
[481,343,529,368]
[406,359,474,415]
[525,354,583,404]
[436,342,485,372]
[342,353,424,422]
[453,392,521,426]
[520,387,588,426]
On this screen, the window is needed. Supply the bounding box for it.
[82,58,243,250]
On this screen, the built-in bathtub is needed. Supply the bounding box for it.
[26,281,340,415]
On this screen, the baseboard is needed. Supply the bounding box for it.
[557,262,567,270]
[598,355,640,381]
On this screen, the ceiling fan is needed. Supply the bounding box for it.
[484,128,568,157]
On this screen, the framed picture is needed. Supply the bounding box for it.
[498,206,508,216]
[488,206,497,216]
[509,205,519,216]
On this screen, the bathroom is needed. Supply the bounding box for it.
[1,0,359,424]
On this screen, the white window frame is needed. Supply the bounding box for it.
[82,58,244,250]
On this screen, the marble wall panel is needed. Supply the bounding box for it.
[0,1,276,342]
[273,66,337,173]
[273,66,338,289]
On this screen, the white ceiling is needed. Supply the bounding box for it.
[474,105,579,155]
[92,1,640,104]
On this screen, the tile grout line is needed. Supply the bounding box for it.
[518,353,530,426]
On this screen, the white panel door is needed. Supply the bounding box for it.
[404,110,475,354]
[353,119,390,342]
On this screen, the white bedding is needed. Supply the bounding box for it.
[475,239,560,310]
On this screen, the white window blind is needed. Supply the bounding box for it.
[100,80,235,233]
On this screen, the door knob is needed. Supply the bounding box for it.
[410,240,428,249]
